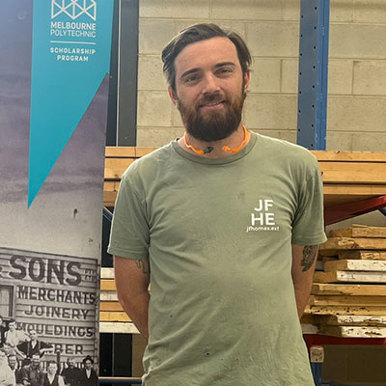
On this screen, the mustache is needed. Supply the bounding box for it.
[197,92,226,107]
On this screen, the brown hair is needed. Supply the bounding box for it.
[161,23,252,93]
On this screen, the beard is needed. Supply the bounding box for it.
[176,88,246,142]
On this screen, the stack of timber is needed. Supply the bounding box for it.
[104,148,386,208]
[303,225,386,338]
[99,267,139,334]
[312,151,386,208]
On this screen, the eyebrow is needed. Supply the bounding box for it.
[180,62,236,80]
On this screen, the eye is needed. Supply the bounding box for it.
[216,67,233,76]
[183,73,200,84]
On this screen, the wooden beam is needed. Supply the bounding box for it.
[329,226,386,238]
[323,315,386,327]
[338,250,386,260]
[104,158,135,179]
[320,326,386,338]
[105,147,136,157]
[320,237,386,251]
[101,279,117,291]
[101,268,114,279]
[99,322,139,334]
[310,295,386,307]
[312,283,386,296]
[324,259,386,272]
[100,292,118,301]
[318,162,386,184]
[100,311,131,322]
[305,305,386,315]
[312,151,386,162]
[100,301,124,312]
[314,270,386,283]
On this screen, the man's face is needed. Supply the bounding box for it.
[47,363,57,375]
[67,359,75,368]
[31,357,40,368]
[29,331,37,341]
[170,36,249,142]
[84,359,92,370]
[8,322,15,331]
[8,356,17,369]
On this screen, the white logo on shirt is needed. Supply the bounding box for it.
[246,199,280,232]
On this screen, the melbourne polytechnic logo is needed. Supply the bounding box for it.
[51,0,97,21]
[246,199,280,232]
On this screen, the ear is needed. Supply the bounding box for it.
[168,86,178,106]
[243,71,250,93]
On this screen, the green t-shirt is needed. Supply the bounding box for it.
[108,133,327,386]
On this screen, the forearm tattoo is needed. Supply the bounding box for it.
[301,245,318,272]
[135,260,149,274]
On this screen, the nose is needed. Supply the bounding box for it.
[202,73,220,94]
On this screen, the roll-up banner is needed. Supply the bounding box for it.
[0,0,113,380]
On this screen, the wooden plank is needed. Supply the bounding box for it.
[314,270,386,283]
[99,322,139,334]
[310,295,386,307]
[312,283,386,296]
[100,311,131,322]
[304,305,386,316]
[323,315,386,327]
[338,250,386,260]
[101,279,116,291]
[100,301,124,312]
[324,259,386,272]
[323,184,386,196]
[320,237,386,251]
[320,325,386,338]
[104,181,120,192]
[104,191,117,207]
[104,158,135,179]
[135,147,157,157]
[101,268,114,279]
[329,226,386,239]
[101,292,118,301]
[312,151,386,162]
[318,162,386,184]
[105,147,136,157]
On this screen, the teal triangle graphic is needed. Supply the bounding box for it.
[28,0,113,207]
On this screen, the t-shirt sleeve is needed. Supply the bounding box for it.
[107,170,150,261]
[291,156,327,245]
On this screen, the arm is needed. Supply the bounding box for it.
[291,244,319,319]
[114,256,150,339]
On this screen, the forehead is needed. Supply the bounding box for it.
[174,37,240,77]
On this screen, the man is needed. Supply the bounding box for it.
[0,348,15,386]
[17,331,52,360]
[40,362,64,386]
[7,355,22,386]
[78,356,97,386]
[20,354,43,386]
[108,23,327,385]
[60,358,81,386]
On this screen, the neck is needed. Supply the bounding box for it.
[179,124,250,159]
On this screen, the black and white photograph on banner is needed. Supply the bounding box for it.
[0,1,113,384]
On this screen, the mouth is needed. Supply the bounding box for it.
[199,100,225,110]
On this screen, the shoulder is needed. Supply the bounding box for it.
[254,133,319,174]
[122,143,174,178]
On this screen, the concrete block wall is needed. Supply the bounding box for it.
[136,0,386,151]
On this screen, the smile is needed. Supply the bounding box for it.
[199,101,225,109]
